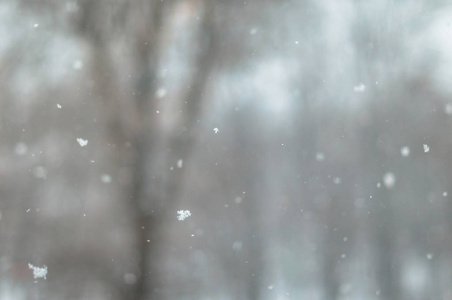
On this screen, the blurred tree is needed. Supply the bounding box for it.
[73,0,219,298]
[2,0,452,299]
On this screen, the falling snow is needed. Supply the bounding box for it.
[177,210,191,221]
[400,146,410,157]
[423,144,429,153]
[383,172,396,189]
[353,83,366,92]
[316,152,325,162]
[28,263,47,280]
[101,174,112,183]
[445,103,452,115]
[213,128,219,134]
[124,273,137,285]
[33,166,47,179]
[77,138,88,147]
[15,143,27,156]
[156,88,167,98]
[333,177,342,185]
[232,241,243,251]
[72,60,83,70]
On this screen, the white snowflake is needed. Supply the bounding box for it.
[177,210,191,221]
[72,60,83,70]
[77,138,88,147]
[353,83,366,92]
[423,144,430,153]
[156,87,167,98]
[15,143,27,156]
[213,128,219,134]
[177,159,183,168]
[400,146,410,157]
[101,174,112,183]
[445,103,452,115]
[32,166,47,179]
[315,152,325,162]
[383,172,396,189]
[28,263,47,280]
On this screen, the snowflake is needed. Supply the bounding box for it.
[353,83,366,92]
[400,146,410,157]
[445,103,452,115]
[101,174,112,183]
[72,60,83,70]
[77,138,88,147]
[383,172,396,189]
[177,159,183,168]
[28,263,47,280]
[177,210,191,221]
[315,152,325,162]
[423,144,429,153]
[156,87,167,98]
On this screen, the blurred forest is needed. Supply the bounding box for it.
[1,0,452,299]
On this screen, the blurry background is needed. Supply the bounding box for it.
[1,0,452,299]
